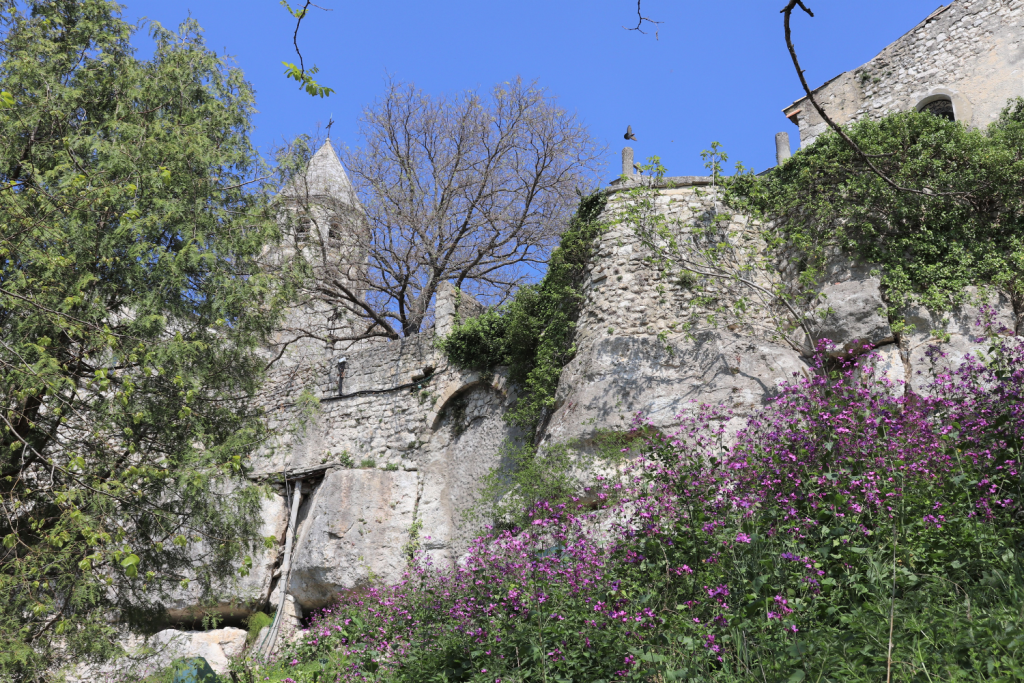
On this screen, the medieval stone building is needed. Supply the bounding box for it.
[783,0,1024,148]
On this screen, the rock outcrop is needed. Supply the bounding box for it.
[813,259,893,356]
[543,332,806,445]
[158,492,288,621]
[903,287,1016,395]
[67,627,247,681]
[289,469,417,610]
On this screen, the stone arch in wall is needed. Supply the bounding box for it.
[418,376,522,569]
[427,371,509,431]
[915,87,973,126]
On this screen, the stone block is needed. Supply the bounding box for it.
[812,260,893,356]
[852,343,906,396]
[67,627,248,680]
[288,469,418,610]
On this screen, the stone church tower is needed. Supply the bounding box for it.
[260,141,371,417]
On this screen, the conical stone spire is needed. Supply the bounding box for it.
[282,140,359,207]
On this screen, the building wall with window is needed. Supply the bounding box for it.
[783,0,1024,148]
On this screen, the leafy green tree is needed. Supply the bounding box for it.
[0,1,282,678]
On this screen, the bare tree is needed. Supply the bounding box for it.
[275,77,604,347]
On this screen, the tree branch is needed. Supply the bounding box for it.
[625,0,662,37]
[289,1,332,78]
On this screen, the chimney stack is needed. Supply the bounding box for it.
[775,132,792,165]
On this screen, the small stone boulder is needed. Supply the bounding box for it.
[812,260,893,356]
[66,627,247,680]
[852,343,906,396]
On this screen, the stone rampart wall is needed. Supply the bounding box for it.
[232,283,515,629]
[542,177,807,446]
[542,176,1020,448]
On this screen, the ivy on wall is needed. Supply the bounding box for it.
[727,98,1024,326]
[438,192,608,433]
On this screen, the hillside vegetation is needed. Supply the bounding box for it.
[239,106,1024,682]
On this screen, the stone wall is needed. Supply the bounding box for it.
[542,177,808,446]
[258,379,516,614]
[541,176,1020,449]
[255,285,494,477]
[783,0,1024,147]
[231,283,519,622]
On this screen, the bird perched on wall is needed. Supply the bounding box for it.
[624,125,637,141]
[633,162,643,175]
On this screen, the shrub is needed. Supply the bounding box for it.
[439,192,608,432]
[727,99,1024,323]
[245,611,274,645]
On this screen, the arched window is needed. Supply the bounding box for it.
[915,89,971,125]
[295,216,312,241]
[328,218,343,242]
[921,97,955,122]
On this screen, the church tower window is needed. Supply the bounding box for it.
[328,218,343,243]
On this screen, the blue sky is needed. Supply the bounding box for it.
[123,0,944,183]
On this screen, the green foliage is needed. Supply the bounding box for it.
[281,62,334,99]
[245,611,274,645]
[0,1,282,677]
[439,192,608,431]
[727,100,1024,322]
[461,440,592,531]
[279,1,334,98]
[231,653,340,683]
